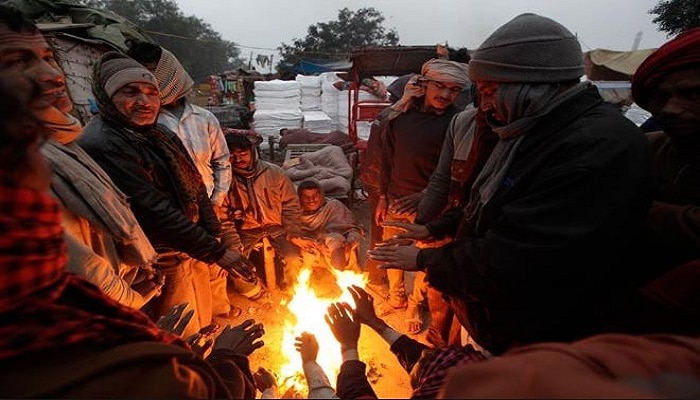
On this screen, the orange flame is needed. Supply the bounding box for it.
[278,265,367,395]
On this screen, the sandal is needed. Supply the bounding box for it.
[405,305,423,335]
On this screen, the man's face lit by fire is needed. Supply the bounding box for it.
[299,188,323,212]
[0,24,72,113]
[112,82,160,126]
[230,147,253,170]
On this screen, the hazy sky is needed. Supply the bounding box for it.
[174,0,670,61]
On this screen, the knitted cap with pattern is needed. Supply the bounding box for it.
[469,13,584,83]
[98,52,158,98]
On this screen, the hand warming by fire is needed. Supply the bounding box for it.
[278,266,368,396]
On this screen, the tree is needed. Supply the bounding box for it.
[649,0,700,37]
[278,7,399,75]
[77,0,244,82]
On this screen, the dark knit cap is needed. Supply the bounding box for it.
[469,13,584,83]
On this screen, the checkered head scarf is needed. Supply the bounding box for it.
[155,48,195,106]
[410,344,487,398]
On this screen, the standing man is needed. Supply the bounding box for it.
[369,13,653,355]
[80,52,251,337]
[414,106,499,348]
[127,41,237,320]
[375,58,469,334]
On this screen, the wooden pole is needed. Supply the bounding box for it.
[262,236,276,291]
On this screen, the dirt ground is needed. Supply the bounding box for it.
[221,186,430,398]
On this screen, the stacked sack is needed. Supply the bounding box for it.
[319,72,344,131]
[296,74,333,133]
[302,110,333,134]
[296,74,322,111]
[252,79,303,140]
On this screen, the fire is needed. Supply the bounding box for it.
[278,264,367,395]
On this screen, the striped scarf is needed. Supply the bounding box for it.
[155,48,194,106]
[458,82,590,236]
[92,56,218,233]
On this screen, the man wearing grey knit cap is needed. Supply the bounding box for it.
[369,13,654,355]
[126,41,238,322]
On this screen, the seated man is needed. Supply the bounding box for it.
[219,132,315,292]
[297,179,364,271]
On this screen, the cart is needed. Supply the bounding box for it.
[346,45,438,150]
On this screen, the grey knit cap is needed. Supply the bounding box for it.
[469,13,584,83]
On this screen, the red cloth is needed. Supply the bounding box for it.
[632,27,700,111]
[0,181,184,360]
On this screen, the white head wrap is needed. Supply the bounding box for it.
[385,58,470,120]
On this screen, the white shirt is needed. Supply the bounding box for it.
[158,102,232,206]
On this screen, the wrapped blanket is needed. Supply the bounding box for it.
[283,145,353,197]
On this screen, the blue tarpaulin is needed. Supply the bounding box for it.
[293,59,352,75]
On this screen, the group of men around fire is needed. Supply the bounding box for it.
[0,2,699,398]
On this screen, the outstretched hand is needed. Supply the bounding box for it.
[347,285,380,326]
[157,303,194,336]
[382,221,432,241]
[366,243,420,271]
[213,319,265,356]
[132,268,165,305]
[218,249,257,282]
[186,323,220,357]
[294,332,319,363]
[325,302,360,350]
[389,192,422,215]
